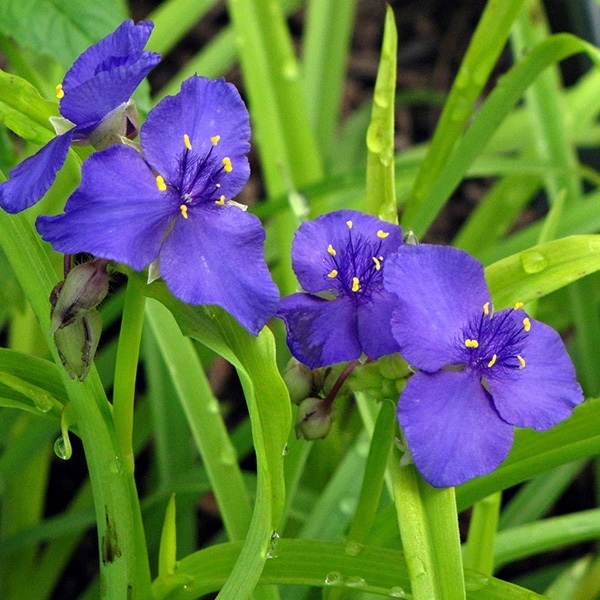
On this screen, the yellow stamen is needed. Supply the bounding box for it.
[351,277,360,292]
[465,339,479,348]
[517,355,526,369]
[523,317,531,332]
[55,84,64,99]
[377,230,389,239]
[372,256,381,271]
[483,302,490,315]
[327,269,338,279]
[183,134,192,150]
[487,354,497,368]
[327,244,336,256]
[222,157,233,172]
[346,220,353,229]
[180,204,188,219]
[156,175,167,191]
[514,301,524,310]
[215,195,225,205]
[211,135,221,146]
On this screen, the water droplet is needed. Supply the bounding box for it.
[338,497,357,516]
[366,123,385,155]
[33,394,54,413]
[345,576,366,589]
[520,250,548,274]
[374,88,390,108]
[454,67,471,90]
[388,586,407,598]
[281,444,289,456]
[266,531,280,558]
[282,61,298,81]
[220,446,237,466]
[465,575,490,591]
[207,400,220,414]
[345,541,364,556]
[109,456,123,475]
[324,571,343,586]
[54,436,70,460]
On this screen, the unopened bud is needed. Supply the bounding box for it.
[88,100,139,150]
[54,308,102,381]
[283,358,314,404]
[50,259,110,333]
[295,397,335,440]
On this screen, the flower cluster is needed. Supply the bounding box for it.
[0,20,278,336]
[278,213,583,487]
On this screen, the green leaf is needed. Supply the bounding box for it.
[152,539,545,600]
[404,33,600,237]
[485,234,600,308]
[365,6,398,224]
[145,281,291,600]
[0,0,127,66]
[0,69,56,143]
[402,0,528,233]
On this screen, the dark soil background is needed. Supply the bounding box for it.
[48,1,600,597]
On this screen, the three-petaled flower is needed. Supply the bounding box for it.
[0,20,160,213]
[278,210,403,368]
[384,244,583,488]
[37,75,279,335]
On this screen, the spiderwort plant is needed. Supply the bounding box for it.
[384,244,584,488]
[278,210,403,368]
[37,75,279,335]
[0,20,160,213]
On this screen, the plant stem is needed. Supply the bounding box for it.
[464,491,502,575]
[112,274,147,475]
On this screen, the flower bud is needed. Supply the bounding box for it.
[295,397,335,440]
[50,259,110,333]
[88,100,139,150]
[54,308,102,381]
[282,358,314,404]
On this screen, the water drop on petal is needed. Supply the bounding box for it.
[324,571,343,586]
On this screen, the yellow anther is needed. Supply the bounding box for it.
[180,204,188,219]
[211,135,221,146]
[517,355,526,369]
[487,354,497,368]
[327,269,338,279]
[222,157,233,172]
[465,339,479,348]
[372,256,382,271]
[327,244,336,256]
[215,195,225,205]
[523,317,531,332]
[514,301,524,310]
[377,230,389,239]
[55,84,64,99]
[346,220,353,229]
[351,277,360,292]
[156,175,167,191]
[483,302,490,316]
[183,134,192,150]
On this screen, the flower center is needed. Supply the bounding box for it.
[154,134,233,216]
[459,302,530,377]
[324,220,391,298]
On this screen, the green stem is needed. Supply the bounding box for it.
[0,209,151,597]
[464,491,502,575]
[392,461,465,600]
[112,274,147,475]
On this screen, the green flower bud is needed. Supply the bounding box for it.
[54,308,102,381]
[283,358,314,404]
[50,259,110,334]
[295,397,335,440]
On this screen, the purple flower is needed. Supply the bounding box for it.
[0,20,160,213]
[278,210,403,368]
[384,244,584,488]
[37,75,279,335]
